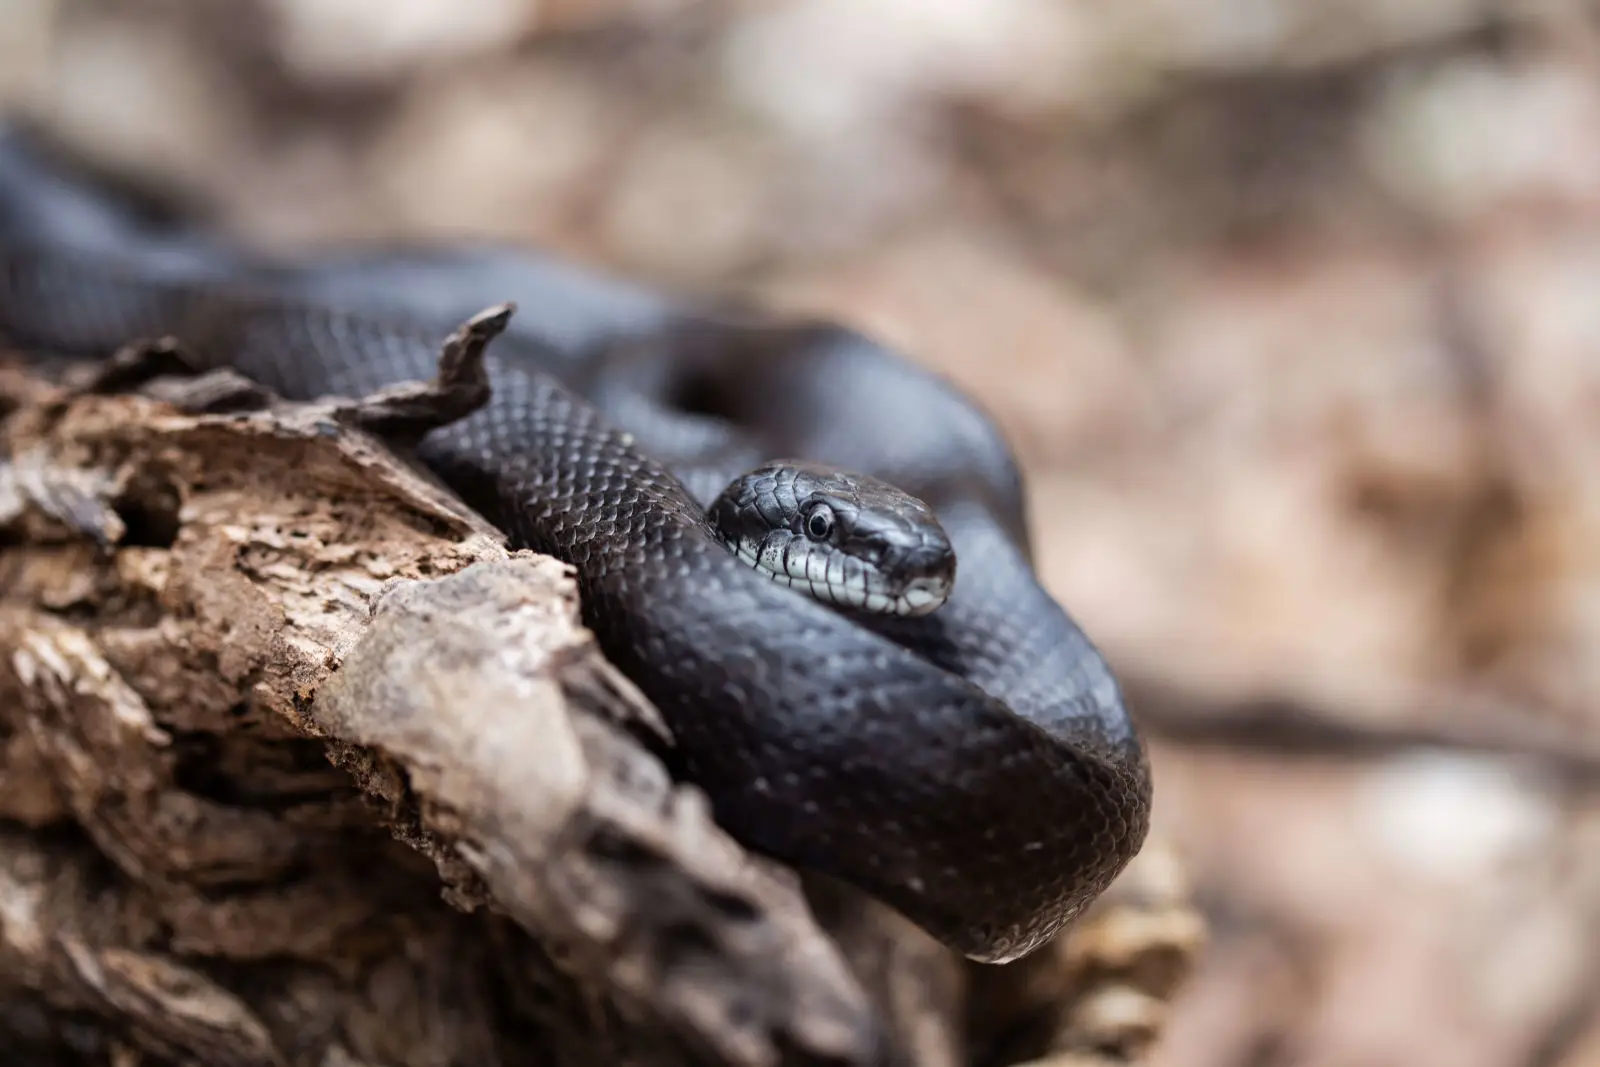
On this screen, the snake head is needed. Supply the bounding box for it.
[708,460,955,616]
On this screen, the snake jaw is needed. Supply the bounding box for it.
[727,531,931,615]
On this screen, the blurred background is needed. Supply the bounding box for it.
[5,1,1600,1064]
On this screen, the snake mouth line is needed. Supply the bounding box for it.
[733,541,950,617]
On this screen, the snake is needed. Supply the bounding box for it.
[0,128,1151,964]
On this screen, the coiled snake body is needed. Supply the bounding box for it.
[0,131,1150,963]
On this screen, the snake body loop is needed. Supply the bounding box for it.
[0,130,1151,963]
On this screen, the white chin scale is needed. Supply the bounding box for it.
[731,538,947,617]
[894,576,949,617]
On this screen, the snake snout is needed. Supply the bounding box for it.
[870,535,954,616]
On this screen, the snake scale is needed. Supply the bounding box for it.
[0,129,1150,964]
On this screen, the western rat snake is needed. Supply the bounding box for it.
[0,129,1150,963]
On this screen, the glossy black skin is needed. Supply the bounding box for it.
[0,127,1151,963]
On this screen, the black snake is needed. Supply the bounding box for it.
[0,129,1150,964]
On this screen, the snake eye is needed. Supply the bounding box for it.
[804,504,835,541]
